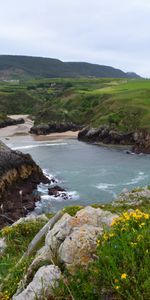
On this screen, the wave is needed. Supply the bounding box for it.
[126,171,148,185]
[96,183,117,190]
[13,142,68,150]
[34,190,79,214]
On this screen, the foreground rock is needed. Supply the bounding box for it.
[112,186,150,207]
[27,206,118,278]
[78,126,150,154]
[0,141,49,228]
[30,122,81,135]
[13,265,61,300]
[0,117,24,128]
[12,206,118,298]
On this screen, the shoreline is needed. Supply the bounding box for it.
[0,115,79,140]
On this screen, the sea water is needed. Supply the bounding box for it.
[4,135,150,214]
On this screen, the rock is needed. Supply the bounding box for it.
[75,206,118,227]
[45,207,118,271]
[30,122,82,135]
[0,141,49,229]
[26,246,52,282]
[0,238,6,258]
[58,224,103,272]
[0,117,25,129]
[45,213,73,255]
[13,265,61,300]
[48,185,66,196]
[112,187,150,207]
[12,214,49,226]
[78,126,135,146]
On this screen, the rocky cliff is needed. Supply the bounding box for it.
[0,117,24,128]
[0,141,49,228]
[78,126,150,154]
[30,122,82,135]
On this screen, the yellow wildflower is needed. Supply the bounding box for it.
[121,273,127,279]
[115,285,120,290]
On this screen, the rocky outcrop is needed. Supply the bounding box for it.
[11,206,118,299]
[112,186,150,207]
[28,207,118,276]
[30,122,81,135]
[78,126,134,145]
[78,126,150,154]
[0,141,49,228]
[13,265,61,300]
[48,185,66,196]
[0,117,24,128]
[132,131,150,154]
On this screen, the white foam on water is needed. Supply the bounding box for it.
[34,190,79,214]
[12,142,68,150]
[96,183,117,190]
[126,171,148,185]
[95,183,117,199]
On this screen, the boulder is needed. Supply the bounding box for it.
[45,213,73,255]
[45,207,118,271]
[13,265,61,300]
[75,206,118,227]
[58,224,103,272]
[48,185,66,196]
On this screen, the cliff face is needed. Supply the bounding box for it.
[0,141,49,228]
[78,126,150,154]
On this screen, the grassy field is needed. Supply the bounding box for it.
[0,78,150,132]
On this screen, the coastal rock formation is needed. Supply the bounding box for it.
[0,117,24,128]
[0,141,49,228]
[78,126,134,145]
[48,185,66,196]
[112,186,150,207]
[30,122,81,135]
[78,126,150,154]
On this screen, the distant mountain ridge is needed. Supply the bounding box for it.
[0,55,141,80]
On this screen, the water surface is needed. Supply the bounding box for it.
[4,135,150,213]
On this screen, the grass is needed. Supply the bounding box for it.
[0,77,150,133]
[55,209,150,300]
[0,218,48,299]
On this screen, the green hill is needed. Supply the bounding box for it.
[0,55,141,80]
[0,77,150,134]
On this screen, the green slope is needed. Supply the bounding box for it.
[0,77,150,133]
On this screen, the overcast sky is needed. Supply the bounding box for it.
[0,0,150,77]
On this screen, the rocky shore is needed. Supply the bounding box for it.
[0,141,49,228]
[30,122,82,135]
[78,126,150,154]
[0,117,25,129]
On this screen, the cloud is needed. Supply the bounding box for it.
[0,0,150,76]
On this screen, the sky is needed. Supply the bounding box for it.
[0,0,150,77]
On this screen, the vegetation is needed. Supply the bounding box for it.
[0,218,48,299]
[0,55,140,80]
[0,77,150,133]
[55,209,150,300]
[0,192,150,299]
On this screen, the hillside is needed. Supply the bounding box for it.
[0,55,141,80]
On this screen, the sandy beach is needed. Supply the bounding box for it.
[0,115,79,140]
